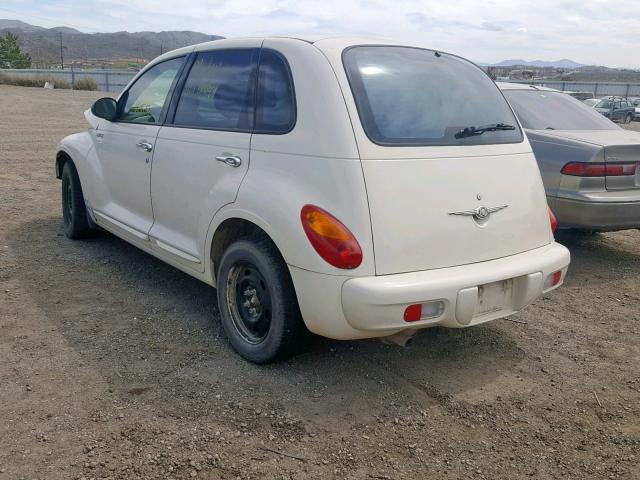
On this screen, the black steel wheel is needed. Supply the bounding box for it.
[61,161,95,239]
[216,236,310,363]
[226,261,273,344]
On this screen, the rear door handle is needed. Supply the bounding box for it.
[215,155,242,167]
[136,141,153,152]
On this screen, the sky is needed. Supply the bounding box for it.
[1,0,639,68]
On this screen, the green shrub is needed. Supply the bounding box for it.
[0,73,71,89]
[73,77,98,91]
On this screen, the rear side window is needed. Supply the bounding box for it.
[172,49,258,131]
[343,46,523,146]
[255,50,296,134]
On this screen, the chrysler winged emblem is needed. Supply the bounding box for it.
[448,205,509,221]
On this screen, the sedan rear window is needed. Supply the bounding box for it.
[343,46,522,146]
[504,90,618,131]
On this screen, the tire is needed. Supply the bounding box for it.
[216,236,310,363]
[625,113,632,124]
[61,161,95,239]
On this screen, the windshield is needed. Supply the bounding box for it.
[503,90,618,131]
[343,46,522,146]
[595,99,613,109]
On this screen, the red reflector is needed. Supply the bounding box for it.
[404,304,422,322]
[552,270,562,286]
[561,162,637,177]
[548,206,558,234]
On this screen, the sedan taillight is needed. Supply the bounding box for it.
[561,162,637,177]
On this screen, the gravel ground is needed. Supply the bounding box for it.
[0,84,639,480]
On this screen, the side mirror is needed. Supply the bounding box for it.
[91,97,118,121]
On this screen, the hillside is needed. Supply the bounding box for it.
[0,19,223,68]
[492,58,585,68]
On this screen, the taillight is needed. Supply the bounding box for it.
[548,206,558,234]
[561,162,637,177]
[300,205,362,269]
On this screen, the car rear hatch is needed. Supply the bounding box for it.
[336,44,552,275]
[360,150,551,275]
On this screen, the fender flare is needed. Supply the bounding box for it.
[203,205,289,284]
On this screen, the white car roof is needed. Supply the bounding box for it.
[497,82,560,93]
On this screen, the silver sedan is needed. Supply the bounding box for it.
[499,83,640,231]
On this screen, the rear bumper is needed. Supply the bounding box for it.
[554,196,640,231]
[290,243,569,340]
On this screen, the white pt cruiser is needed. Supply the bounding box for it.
[56,35,570,363]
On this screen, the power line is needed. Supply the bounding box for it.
[59,32,64,69]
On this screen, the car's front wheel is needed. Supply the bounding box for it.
[625,113,632,124]
[61,161,95,239]
[216,236,310,363]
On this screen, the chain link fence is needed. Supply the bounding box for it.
[508,80,640,98]
[1,68,137,92]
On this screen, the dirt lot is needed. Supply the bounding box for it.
[0,84,639,480]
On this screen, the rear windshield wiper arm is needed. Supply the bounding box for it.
[454,123,516,139]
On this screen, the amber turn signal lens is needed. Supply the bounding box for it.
[301,205,363,269]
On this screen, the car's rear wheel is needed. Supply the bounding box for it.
[625,113,632,124]
[61,162,95,239]
[216,236,309,363]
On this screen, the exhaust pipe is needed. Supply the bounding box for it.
[379,329,419,347]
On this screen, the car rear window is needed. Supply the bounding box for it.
[504,90,619,130]
[342,46,522,146]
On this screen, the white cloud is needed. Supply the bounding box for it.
[3,0,640,68]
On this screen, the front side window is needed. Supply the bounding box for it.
[255,50,296,133]
[119,57,184,124]
[172,49,258,131]
[505,90,618,130]
[343,46,523,146]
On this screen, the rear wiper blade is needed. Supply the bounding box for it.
[454,123,516,139]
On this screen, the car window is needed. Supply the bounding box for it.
[504,90,618,130]
[342,46,522,146]
[255,50,295,134]
[172,49,258,131]
[596,99,612,109]
[119,57,184,124]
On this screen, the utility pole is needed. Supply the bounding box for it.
[59,32,64,69]
[160,41,163,55]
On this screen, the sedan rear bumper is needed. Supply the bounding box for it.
[554,196,640,231]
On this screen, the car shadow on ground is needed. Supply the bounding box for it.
[555,229,640,286]
[12,216,623,428]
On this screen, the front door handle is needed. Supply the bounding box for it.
[136,141,153,152]
[215,155,242,167]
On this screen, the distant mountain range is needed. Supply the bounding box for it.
[0,19,223,68]
[0,19,596,71]
[490,58,585,69]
